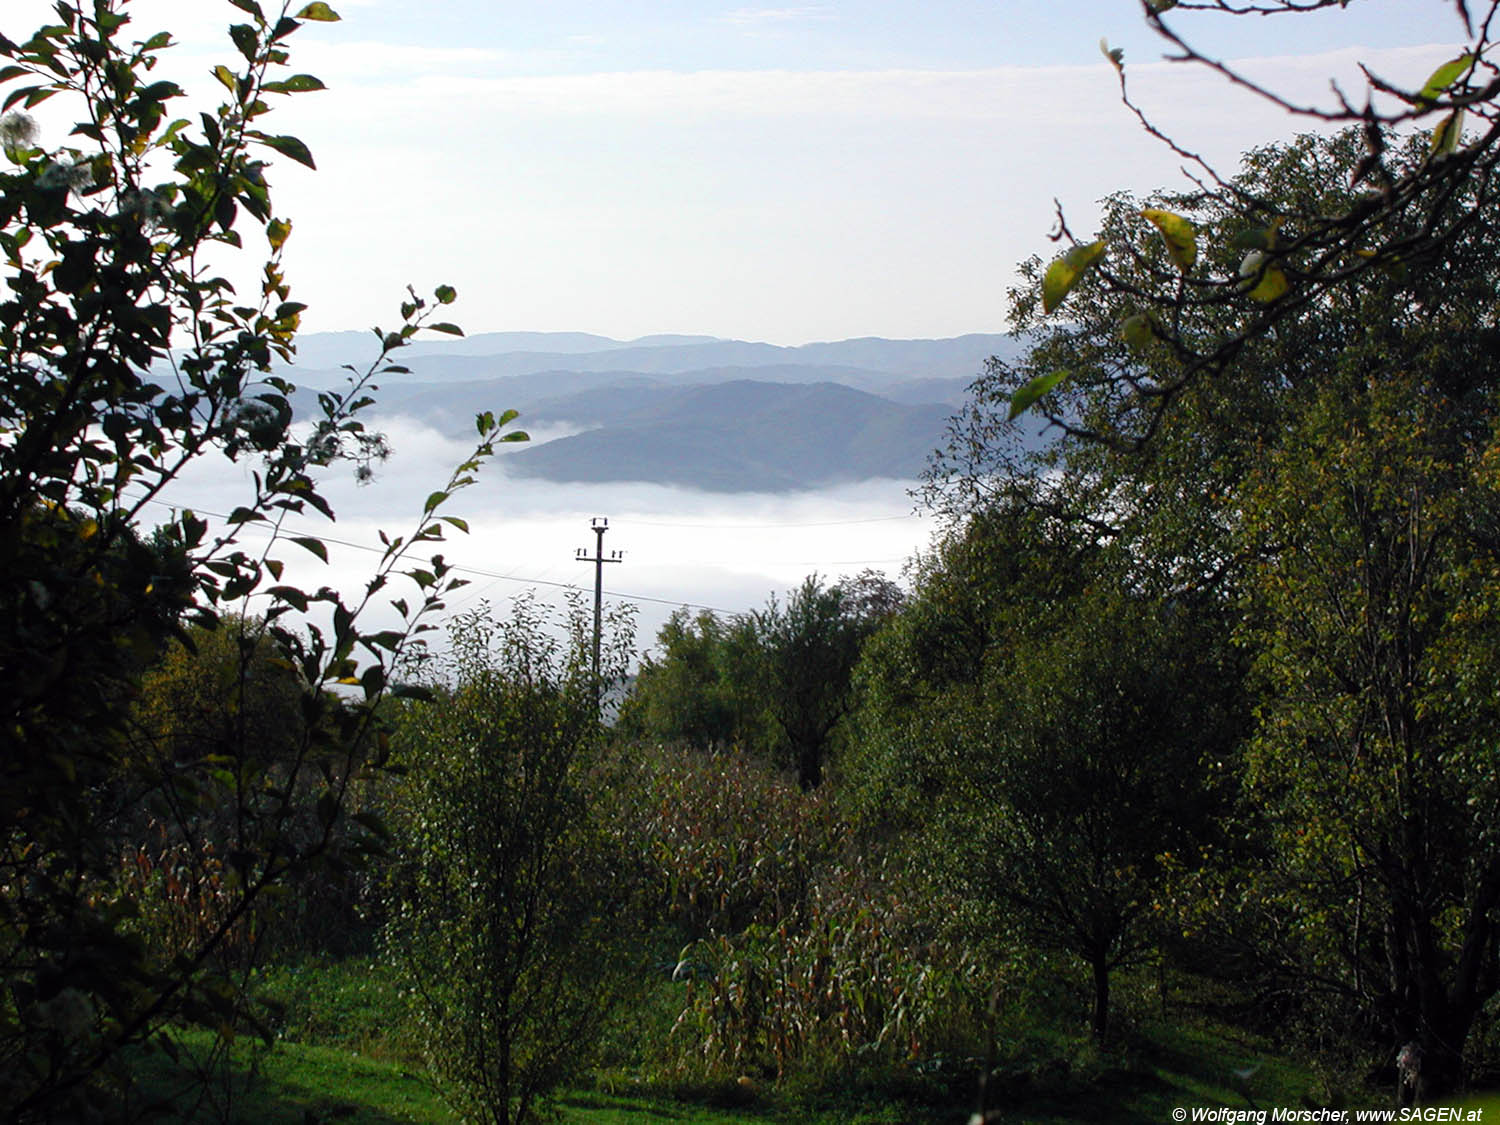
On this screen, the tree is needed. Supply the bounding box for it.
[0,2,522,1115]
[963,579,1239,1043]
[622,570,900,789]
[849,510,1241,1043]
[1235,356,1500,1103]
[382,596,640,1125]
[616,607,766,751]
[1022,2,1500,438]
[932,127,1500,1095]
[755,572,899,790]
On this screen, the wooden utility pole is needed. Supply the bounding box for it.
[575,517,622,691]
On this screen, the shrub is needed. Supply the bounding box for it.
[383,596,642,1125]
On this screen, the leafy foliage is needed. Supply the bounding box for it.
[382,597,641,1125]
[617,610,768,753]
[928,123,1500,1095]
[849,509,1243,1043]
[1235,354,1500,1101]
[0,3,522,1116]
[624,572,901,790]
[1023,2,1500,435]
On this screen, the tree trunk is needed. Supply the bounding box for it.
[1091,951,1111,1042]
[796,739,822,790]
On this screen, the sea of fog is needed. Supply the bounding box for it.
[146,415,943,664]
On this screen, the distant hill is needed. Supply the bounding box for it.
[279,332,1019,387]
[276,331,1030,492]
[277,330,724,370]
[506,381,953,492]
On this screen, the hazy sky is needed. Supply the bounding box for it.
[6,1,1469,343]
[4,1,1478,644]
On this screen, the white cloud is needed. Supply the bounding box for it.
[721,6,834,27]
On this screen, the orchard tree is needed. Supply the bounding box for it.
[1236,353,1500,1104]
[1022,1,1500,440]
[755,571,900,790]
[961,580,1240,1043]
[849,508,1242,1043]
[934,127,1500,1095]
[0,1,523,1116]
[382,596,641,1125]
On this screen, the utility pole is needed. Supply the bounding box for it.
[575,517,623,693]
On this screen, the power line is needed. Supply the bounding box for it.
[135,497,733,614]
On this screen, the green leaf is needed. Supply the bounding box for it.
[1141,208,1197,271]
[428,321,463,336]
[267,217,291,250]
[229,23,259,64]
[258,133,315,168]
[291,536,328,562]
[1418,53,1473,105]
[261,73,326,94]
[1431,108,1465,155]
[1041,241,1106,315]
[295,2,341,20]
[1099,38,1123,70]
[267,585,309,612]
[1008,369,1069,420]
[434,284,457,304]
[1120,314,1154,350]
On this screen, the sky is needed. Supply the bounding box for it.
[4,0,1479,651]
[6,0,1469,343]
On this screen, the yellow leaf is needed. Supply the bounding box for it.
[1141,208,1197,271]
[1041,241,1106,315]
[1239,250,1288,303]
[1120,313,1154,350]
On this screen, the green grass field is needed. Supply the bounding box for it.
[131,1009,1357,1124]
[123,956,1497,1124]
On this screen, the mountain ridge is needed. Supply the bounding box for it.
[275,332,1025,492]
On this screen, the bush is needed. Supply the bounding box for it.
[382,596,642,1125]
[0,5,515,1115]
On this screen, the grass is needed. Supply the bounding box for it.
[125,1031,450,1124]
[127,1012,1338,1124]
[125,956,1498,1124]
